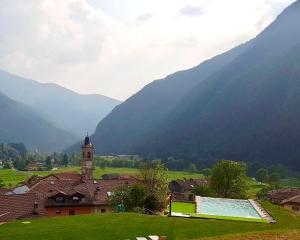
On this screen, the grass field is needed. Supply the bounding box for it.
[280,179,300,188]
[0,167,204,187]
[203,230,300,240]
[0,202,299,240]
[171,202,196,214]
[246,178,264,199]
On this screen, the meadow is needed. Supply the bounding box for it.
[0,202,299,240]
[0,167,204,187]
[280,179,300,188]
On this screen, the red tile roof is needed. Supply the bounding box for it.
[52,172,82,180]
[27,172,137,207]
[0,193,47,222]
[268,189,300,204]
[281,194,300,205]
[169,179,209,193]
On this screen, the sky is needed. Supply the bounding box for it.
[0,0,295,100]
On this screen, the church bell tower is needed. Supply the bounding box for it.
[81,134,93,181]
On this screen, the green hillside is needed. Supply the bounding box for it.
[0,202,299,240]
[0,92,77,152]
[87,1,300,170]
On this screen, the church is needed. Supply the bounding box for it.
[0,135,136,221]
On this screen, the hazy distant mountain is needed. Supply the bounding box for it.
[0,71,121,138]
[74,1,300,170]
[0,92,77,152]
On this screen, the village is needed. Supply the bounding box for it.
[0,135,299,226]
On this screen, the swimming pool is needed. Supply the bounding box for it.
[197,197,262,219]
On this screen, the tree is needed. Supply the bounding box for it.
[201,168,212,177]
[269,164,287,178]
[268,172,280,189]
[255,168,269,183]
[62,154,69,167]
[211,160,248,199]
[192,185,214,197]
[187,163,197,172]
[256,186,271,199]
[138,161,169,211]
[108,184,147,211]
[45,156,52,170]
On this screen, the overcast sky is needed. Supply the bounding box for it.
[0,0,295,100]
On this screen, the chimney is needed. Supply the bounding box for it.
[94,186,101,200]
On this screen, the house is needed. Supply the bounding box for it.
[268,189,300,204]
[268,188,300,213]
[169,179,210,194]
[28,135,136,217]
[0,193,47,222]
[26,162,46,171]
[281,195,300,213]
[0,135,136,221]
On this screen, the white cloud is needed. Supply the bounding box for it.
[0,0,295,100]
[179,5,204,17]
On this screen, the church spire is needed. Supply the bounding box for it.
[81,133,93,181]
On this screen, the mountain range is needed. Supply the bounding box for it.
[72,0,300,170]
[0,70,121,138]
[0,92,76,152]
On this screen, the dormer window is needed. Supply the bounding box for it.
[55,197,64,203]
[72,196,80,202]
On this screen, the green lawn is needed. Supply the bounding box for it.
[280,179,300,188]
[0,167,204,187]
[171,202,195,214]
[0,202,299,240]
[246,178,264,199]
[0,169,32,187]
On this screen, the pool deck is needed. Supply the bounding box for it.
[249,199,276,223]
[195,196,201,213]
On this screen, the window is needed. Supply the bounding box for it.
[292,205,300,211]
[72,196,80,202]
[55,209,61,214]
[87,152,91,158]
[101,209,106,213]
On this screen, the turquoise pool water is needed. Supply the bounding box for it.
[197,197,261,219]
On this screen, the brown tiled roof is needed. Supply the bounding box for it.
[27,172,137,207]
[169,179,209,192]
[52,172,82,180]
[0,193,47,222]
[268,189,300,203]
[85,179,137,205]
[281,194,300,204]
[28,178,82,199]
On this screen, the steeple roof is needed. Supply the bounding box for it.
[84,133,91,146]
